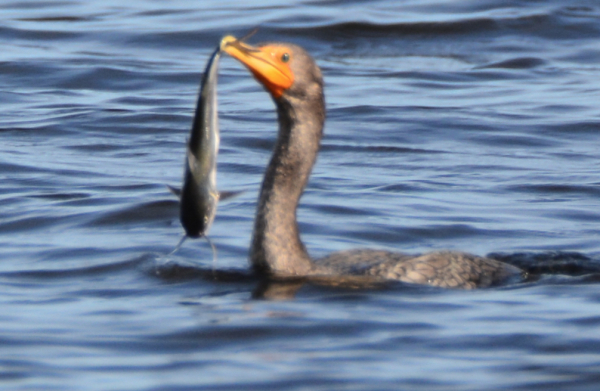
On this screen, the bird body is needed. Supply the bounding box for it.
[221,36,523,288]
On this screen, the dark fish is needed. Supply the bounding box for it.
[179,46,222,238]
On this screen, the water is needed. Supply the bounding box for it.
[2,0,600,389]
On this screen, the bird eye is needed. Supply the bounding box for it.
[281,53,290,62]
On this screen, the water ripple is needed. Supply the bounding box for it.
[2,1,600,390]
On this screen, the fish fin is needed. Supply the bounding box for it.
[186,146,199,172]
[166,185,181,198]
[218,190,244,202]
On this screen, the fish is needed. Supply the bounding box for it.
[178,45,224,238]
[176,37,251,239]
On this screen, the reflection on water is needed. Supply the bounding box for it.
[2,0,600,390]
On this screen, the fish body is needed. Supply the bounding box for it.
[180,46,221,237]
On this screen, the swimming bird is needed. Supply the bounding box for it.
[221,36,523,289]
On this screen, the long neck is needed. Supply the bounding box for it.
[250,96,324,276]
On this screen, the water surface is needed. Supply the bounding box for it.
[2,1,600,390]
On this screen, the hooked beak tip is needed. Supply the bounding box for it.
[220,35,237,51]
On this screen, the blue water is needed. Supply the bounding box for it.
[2,1,600,390]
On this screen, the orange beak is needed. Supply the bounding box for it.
[221,35,294,98]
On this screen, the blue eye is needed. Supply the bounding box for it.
[281,53,290,62]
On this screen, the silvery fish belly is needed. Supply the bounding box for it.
[180,46,221,237]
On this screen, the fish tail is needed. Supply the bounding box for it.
[169,235,188,255]
[203,235,218,279]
